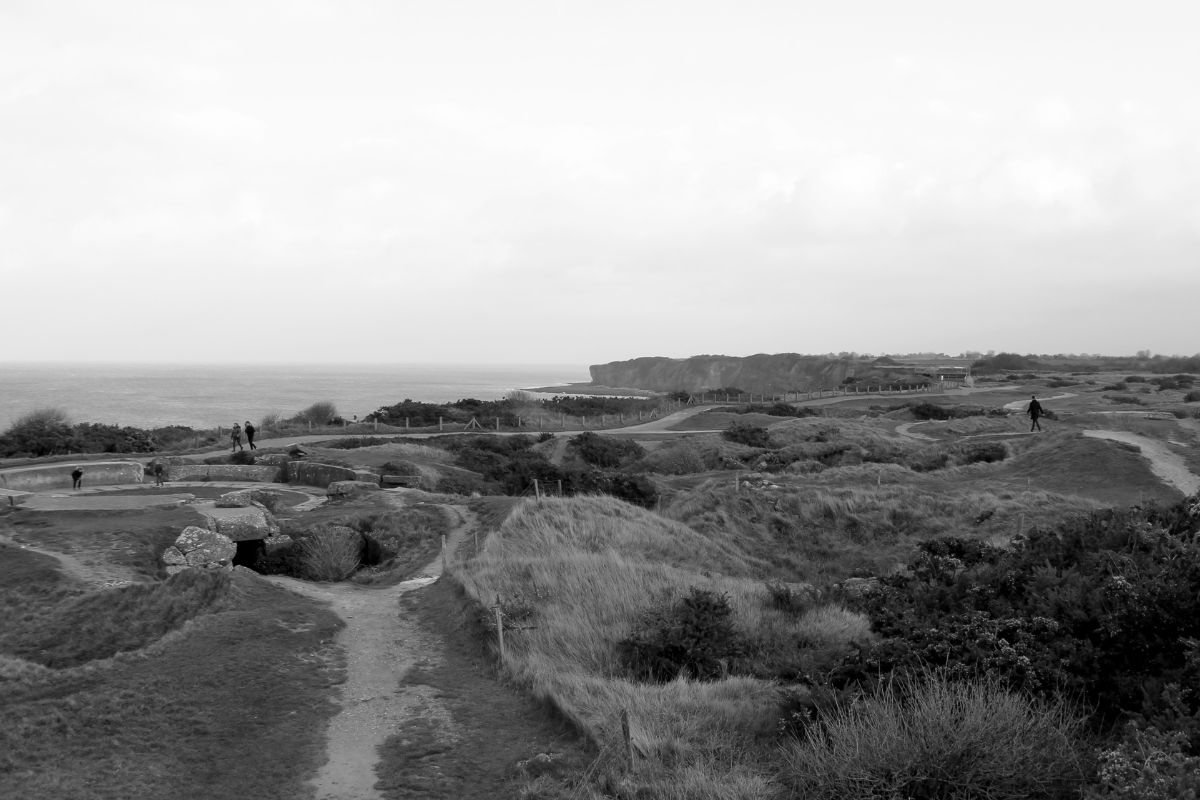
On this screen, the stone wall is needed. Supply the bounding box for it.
[165,464,283,483]
[0,461,144,491]
[286,461,359,488]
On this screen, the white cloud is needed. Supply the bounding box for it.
[172,107,266,142]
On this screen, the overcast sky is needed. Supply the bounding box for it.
[2,1,1198,365]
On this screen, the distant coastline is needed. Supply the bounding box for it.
[522,383,656,398]
[0,362,588,430]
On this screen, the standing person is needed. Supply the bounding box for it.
[1027,395,1043,432]
[231,423,243,452]
[153,462,166,486]
[71,467,83,489]
[244,420,257,450]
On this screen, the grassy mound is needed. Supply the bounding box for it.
[455,496,872,797]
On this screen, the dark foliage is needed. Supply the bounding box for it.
[618,587,744,681]
[837,497,1200,748]
[723,423,772,448]
[570,432,644,468]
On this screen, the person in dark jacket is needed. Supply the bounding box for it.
[71,467,83,489]
[244,420,257,450]
[1027,395,1043,432]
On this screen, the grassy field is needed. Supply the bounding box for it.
[3,368,1197,797]
[0,558,342,800]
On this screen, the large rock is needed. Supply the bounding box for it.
[206,506,280,542]
[164,526,235,575]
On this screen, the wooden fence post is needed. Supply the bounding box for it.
[495,604,505,661]
[441,534,447,572]
[622,709,634,772]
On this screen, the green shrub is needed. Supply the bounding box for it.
[570,431,644,468]
[618,587,744,681]
[1107,394,1144,405]
[953,440,1009,465]
[723,423,771,448]
[1185,391,1200,403]
[0,407,73,457]
[1090,725,1200,799]
[299,526,361,581]
[783,672,1086,800]
[842,501,1200,743]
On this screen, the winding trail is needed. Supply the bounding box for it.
[1082,430,1200,496]
[894,421,936,441]
[263,501,475,800]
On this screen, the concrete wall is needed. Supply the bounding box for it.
[166,464,283,483]
[0,461,144,491]
[286,461,359,488]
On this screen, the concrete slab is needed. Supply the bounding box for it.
[20,493,195,512]
[0,487,33,507]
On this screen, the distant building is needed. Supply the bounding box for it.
[921,366,971,384]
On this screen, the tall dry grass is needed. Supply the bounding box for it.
[782,671,1087,800]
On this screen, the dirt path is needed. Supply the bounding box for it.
[1082,430,1200,496]
[894,421,936,441]
[263,503,475,800]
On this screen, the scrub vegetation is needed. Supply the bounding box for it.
[4,366,1200,797]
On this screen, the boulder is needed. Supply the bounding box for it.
[326,480,381,499]
[164,525,235,575]
[208,506,280,542]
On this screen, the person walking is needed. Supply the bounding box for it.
[1027,395,1043,432]
[231,423,244,452]
[244,420,257,450]
[153,462,166,486]
[71,467,83,489]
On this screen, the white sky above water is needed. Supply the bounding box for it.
[1,1,1198,364]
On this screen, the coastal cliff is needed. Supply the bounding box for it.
[588,354,873,394]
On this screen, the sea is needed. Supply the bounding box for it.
[0,363,590,431]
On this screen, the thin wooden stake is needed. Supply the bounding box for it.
[441,534,447,572]
[495,605,505,661]
[621,709,634,772]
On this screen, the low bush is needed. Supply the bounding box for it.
[723,423,771,448]
[299,526,361,581]
[1107,394,1144,405]
[908,402,988,421]
[570,431,644,468]
[1185,390,1200,403]
[618,587,744,681]
[841,500,1200,746]
[782,672,1087,800]
[1090,724,1200,799]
